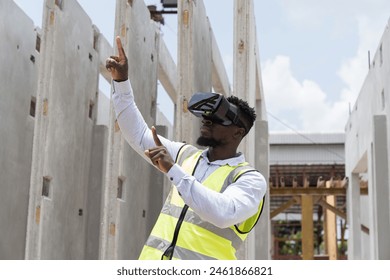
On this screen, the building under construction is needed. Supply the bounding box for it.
[1,0,389,260]
[269,132,347,260]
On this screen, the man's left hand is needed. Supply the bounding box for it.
[144,126,174,173]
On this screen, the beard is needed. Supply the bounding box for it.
[196,136,221,148]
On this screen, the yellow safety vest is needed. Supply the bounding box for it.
[138,145,265,260]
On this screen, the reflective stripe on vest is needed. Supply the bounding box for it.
[138,145,263,260]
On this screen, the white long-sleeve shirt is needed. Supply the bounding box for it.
[112,80,267,228]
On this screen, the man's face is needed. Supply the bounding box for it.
[196,118,234,148]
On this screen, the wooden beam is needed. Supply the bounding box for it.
[301,195,314,260]
[271,186,367,196]
[317,199,347,220]
[270,196,300,219]
[270,187,346,196]
[325,181,337,260]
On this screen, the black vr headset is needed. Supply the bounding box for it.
[187,92,249,133]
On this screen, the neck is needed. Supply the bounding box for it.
[207,146,238,162]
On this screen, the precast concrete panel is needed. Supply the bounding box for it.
[101,0,161,259]
[26,0,100,259]
[118,0,160,259]
[233,0,269,259]
[372,115,390,259]
[85,125,108,259]
[345,18,390,259]
[177,0,212,143]
[0,0,39,260]
[254,120,271,260]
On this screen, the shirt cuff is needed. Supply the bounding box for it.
[167,164,187,186]
[112,80,132,95]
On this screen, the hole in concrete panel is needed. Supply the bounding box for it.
[78,209,83,216]
[30,96,36,117]
[142,210,146,218]
[128,0,133,6]
[55,0,63,9]
[89,53,93,61]
[36,34,41,52]
[77,45,80,50]
[17,45,19,50]
[42,176,51,197]
[30,55,35,64]
[151,53,154,62]
[117,177,124,199]
[89,100,94,119]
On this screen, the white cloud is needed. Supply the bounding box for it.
[338,15,389,106]
[262,1,390,132]
[263,55,349,132]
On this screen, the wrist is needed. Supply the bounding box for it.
[113,78,128,82]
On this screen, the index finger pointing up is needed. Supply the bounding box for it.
[116,36,126,60]
[151,126,163,146]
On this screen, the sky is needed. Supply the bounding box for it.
[13,0,390,133]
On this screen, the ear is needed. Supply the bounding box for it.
[233,127,246,139]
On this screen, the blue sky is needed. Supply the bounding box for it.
[13,0,390,132]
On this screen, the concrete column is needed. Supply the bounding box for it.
[101,0,161,260]
[233,0,258,259]
[177,0,212,143]
[371,115,390,259]
[254,120,271,259]
[347,173,362,259]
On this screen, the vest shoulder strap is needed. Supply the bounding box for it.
[231,168,265,235]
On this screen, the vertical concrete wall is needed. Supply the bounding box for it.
[233,0,270,259]
[85,125,108,259]
[25,0,104,259]
[254,120,271,259]
[100,0,163,259]
[2,0,269,260]
[175,0,270,259]
[0,0,39,260]
[371,115,390,259]
[176,0,212,143]
[345,19,390,259]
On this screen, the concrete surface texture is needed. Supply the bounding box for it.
[345,18,390,259]
[1,0,270,260]
[0,0,38,260]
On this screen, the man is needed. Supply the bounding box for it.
[106,37,267,260]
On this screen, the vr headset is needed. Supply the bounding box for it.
[187,92,249,133]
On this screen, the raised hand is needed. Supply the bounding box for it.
[144,126,174,173]
[106,36,128,81]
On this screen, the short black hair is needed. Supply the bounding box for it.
[227,95,256,135]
